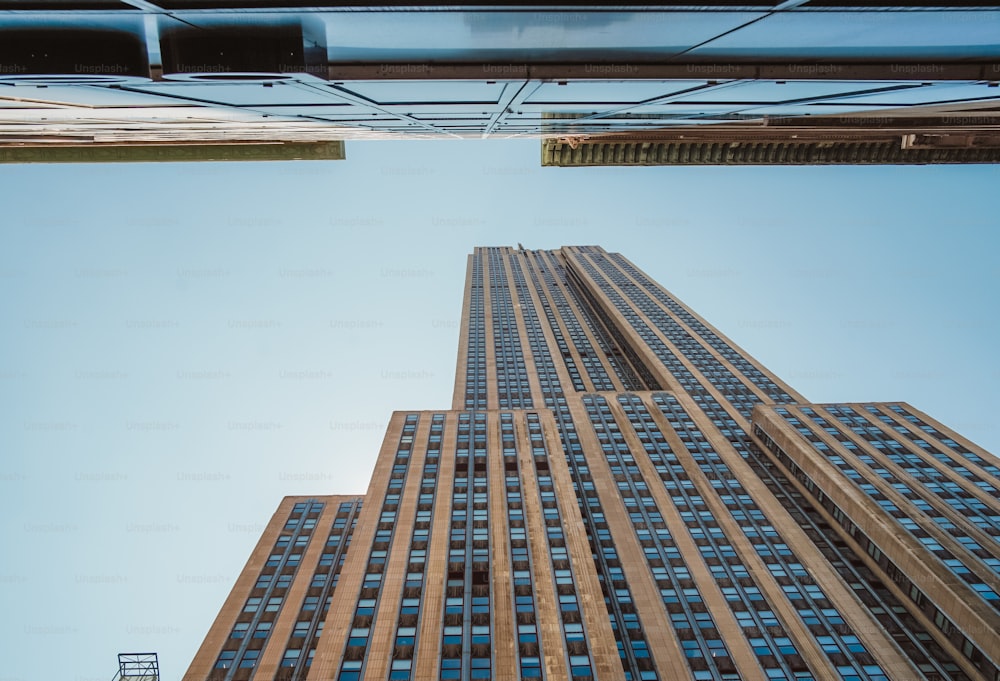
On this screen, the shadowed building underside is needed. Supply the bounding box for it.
[1,3,1000,157]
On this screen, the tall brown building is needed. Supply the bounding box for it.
[185,246,1000,681]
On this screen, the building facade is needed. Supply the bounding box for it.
[2,4,1000,157]
[185,246,1000,681]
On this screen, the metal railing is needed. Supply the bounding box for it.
[112,653,159,681]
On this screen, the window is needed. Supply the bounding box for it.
[281,650,301,668]
[239,650,260,668]
[215,651,236,669]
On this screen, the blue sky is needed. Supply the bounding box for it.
[1,139,998,681]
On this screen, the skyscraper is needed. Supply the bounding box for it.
[185,246,1000,681]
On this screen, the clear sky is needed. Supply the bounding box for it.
[1,139,998,681]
